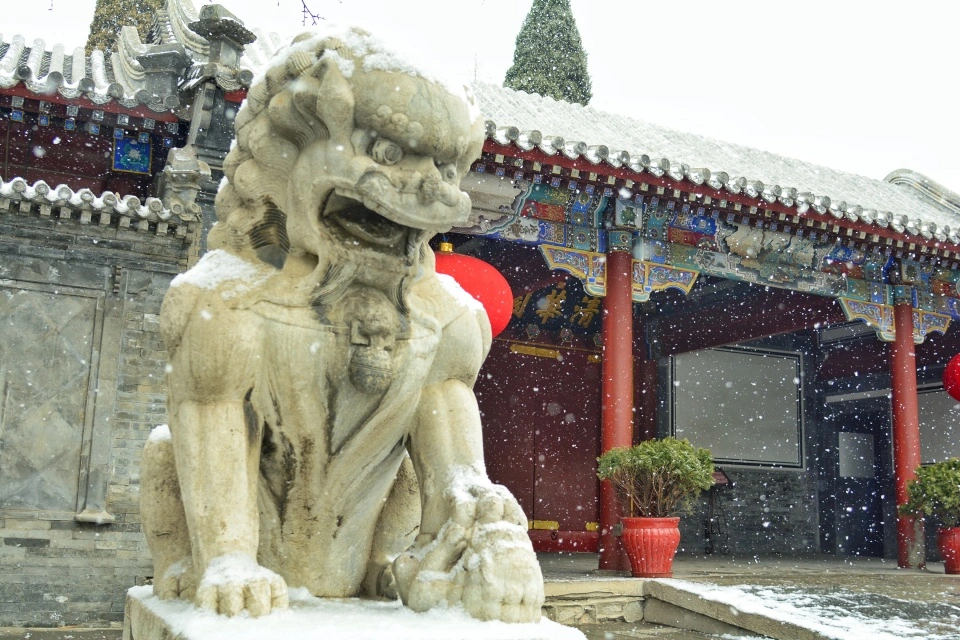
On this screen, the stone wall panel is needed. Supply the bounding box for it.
[0,215,184,627]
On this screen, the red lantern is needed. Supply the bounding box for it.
[945,353,960,401]
[434,242,513,337]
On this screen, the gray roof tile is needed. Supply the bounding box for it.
[472,82,960,243]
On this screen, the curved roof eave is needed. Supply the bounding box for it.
[472,82,960,246]
[0,175,195,230]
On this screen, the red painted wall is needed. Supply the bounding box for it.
[1,115,158,198]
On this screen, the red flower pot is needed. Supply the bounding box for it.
[621,517,681,578]
[938,526,960,574]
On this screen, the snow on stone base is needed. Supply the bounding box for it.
[123,585,585,640]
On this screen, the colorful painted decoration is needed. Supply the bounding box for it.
[539,245,699,302]
[457,170,960,327]
[944,354,960,402]
[839,298,951,343]
[434,243,513,337]
[113,136,152,174]
[614,197,643,228]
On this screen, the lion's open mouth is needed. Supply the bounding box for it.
[323,192,410,248]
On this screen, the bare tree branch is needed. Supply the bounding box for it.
[301,0,342,26]
[301,0,322,25]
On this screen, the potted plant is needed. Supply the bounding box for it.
[899,458,960,574]
[597,438,714,577]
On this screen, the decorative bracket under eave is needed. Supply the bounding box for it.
[838,298,951,344]
[539,245,699,302]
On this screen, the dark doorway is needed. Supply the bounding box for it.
[821,398,892,557]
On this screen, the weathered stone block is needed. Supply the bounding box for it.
[549,604,586,626]
[4,519,51,530]
[622,600,643,623]
[123,587,585,640]
[4,537,50,547]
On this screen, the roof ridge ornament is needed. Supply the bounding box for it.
[158,146,210,220]
[885,169,960,217]
[187,4,256,70]
[166,0,211,57]
[134,43,189,110]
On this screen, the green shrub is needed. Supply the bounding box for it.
[899,458,960,528]
[597,438,715,518]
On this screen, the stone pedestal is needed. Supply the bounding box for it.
[123,586,584,640]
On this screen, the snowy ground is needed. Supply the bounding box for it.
[668,580,960,640]
[128,585,585,640]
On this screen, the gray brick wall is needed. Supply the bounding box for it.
[0,213,186,627]
[678,469,820,556]
[0,519,151,626]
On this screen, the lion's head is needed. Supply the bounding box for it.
[209,27,485,281]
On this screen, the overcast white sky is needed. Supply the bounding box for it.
[6,0,959,188]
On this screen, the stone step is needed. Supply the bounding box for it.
[642,597,762,638]
[543,577,644,626]
[642,580,834,640]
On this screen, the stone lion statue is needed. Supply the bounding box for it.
[140,28,543,623]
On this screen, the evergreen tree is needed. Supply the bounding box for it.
[503,0,592,106]
[86,0,164,53]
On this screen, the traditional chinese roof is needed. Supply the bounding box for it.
[472,82,960,245]
[6,0,958,251]
[0,33,177,112]
[150,0,275,93]
[0,0,267,112]
[0,175,196,234]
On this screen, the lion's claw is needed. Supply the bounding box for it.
[394,477,544,623]
[194,554,288,617]
[155,558,198,601]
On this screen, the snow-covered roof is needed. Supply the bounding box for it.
[471,82,960,246]
[5,0,956,249]
[0,175,196,234]
[151,0,276,93]
[0,33,176,112]
[0,0,267,112]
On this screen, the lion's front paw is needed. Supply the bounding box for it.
[194,554,289,617]
[155,558,198,601]
[394,479,544,623]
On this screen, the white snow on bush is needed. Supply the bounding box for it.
[128,585,583,640]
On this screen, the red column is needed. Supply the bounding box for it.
[599,250,634,570]
[890,291,925,568]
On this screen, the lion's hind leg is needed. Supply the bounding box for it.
[141,426,196,600]
[362,454,421,599]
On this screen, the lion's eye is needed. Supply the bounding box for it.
[370,139,403,165]
[436,161,457,183]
